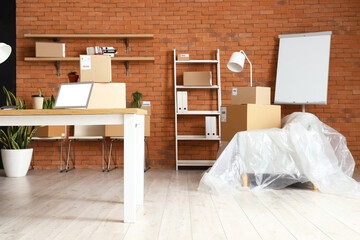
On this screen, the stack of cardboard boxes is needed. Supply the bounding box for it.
[221,86,281,141]
[80,55,150,137]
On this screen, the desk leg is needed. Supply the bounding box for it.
[124,114,145,223]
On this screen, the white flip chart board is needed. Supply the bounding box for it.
[274,31,332,105]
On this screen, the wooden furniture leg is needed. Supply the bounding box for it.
[242,174,248,187]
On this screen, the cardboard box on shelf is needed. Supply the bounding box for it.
[87,83,126,109]
[177,53,190,61]
[35,42,65,58]
[183,71,212,86]
[80,55,112,83]
[220,104,281,141]
[34,126,66,138]
[105,102,151,137]
[231,87,271,105]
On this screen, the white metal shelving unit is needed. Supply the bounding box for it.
[174,49,221,170]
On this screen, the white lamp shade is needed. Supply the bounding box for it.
[227,51,245,72]
[0,43,12,64]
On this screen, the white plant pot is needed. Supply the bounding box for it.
[1,149,33,177]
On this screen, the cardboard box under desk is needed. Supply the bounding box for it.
[34,126,66,138]
[105,115,150,137]
[35,42,65,58]
[87,83,126,109]
[220,104,281,141]
[183,71,212,86]
[231,87,271,105]
[80,55,112,83]
[105,104,151,137]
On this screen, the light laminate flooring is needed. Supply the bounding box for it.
[0,168,360,240]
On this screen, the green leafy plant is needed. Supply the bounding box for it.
[3,86,26,109]
[43,95,55,109]
[32,88,44,98]
[131,91,143,108]
[68,71,77,75]
[0,126,36,149]
[38,88,44,97]
[0,86,37,149]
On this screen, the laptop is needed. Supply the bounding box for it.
[54,82,94,109]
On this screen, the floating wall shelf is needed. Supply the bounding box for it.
[24,57,155,76]
[24,34,154,53]
[24,33,154,76]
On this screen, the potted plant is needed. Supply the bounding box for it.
[0,87,37,177]
[131,91,143,108]
[31,88,44,109]
[67,71,79,83]
[43,94,55,109]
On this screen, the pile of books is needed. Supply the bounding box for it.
[86,46,118,57]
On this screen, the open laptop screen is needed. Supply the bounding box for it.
[54,82,94,109]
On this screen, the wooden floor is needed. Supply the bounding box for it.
[0,169,360,240]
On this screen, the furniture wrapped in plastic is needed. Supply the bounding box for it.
[199,112,360,197]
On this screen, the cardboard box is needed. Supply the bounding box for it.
[35,42,65,58]
[105,102,151,137]
[80,55,112,83]
[231,87,271,105]
[74,125,105,137]
[105,116,150,137]
[177,53,190,61]
[221,104,281,141]
[87,83,126,109]
[34,126,66,138]
[183,71,212,86]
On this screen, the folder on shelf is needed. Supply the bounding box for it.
[206,116,217,138]
[210,116,217,137]
[177,91,183,113]
[205,116,211,138]
[177,91,188,113]
[182,91,188,113]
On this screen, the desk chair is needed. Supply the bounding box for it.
[66,125,106,172]
[31,127,67,172]
[106,136,150,172]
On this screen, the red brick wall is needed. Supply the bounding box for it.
[16,0,360,169]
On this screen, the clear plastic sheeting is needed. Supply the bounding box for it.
[199,112,360,197]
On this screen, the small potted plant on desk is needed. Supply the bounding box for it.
[0,87,37,177]
[130,91,143,108]
[67,71,79,83]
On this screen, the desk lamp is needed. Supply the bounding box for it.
[0,43,12,64]
[227,50,252,87]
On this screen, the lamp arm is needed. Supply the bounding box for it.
[240,50,253,87]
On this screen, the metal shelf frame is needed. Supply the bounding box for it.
[174,49,221,170]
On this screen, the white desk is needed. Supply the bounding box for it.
[0,108,146,223]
